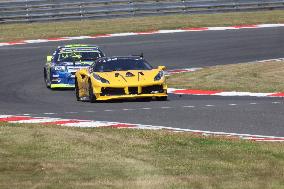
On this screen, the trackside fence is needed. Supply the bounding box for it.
[0,0,284,23]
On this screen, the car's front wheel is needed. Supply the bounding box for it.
[88,80,96,103]
[75,78,80,101]
[44,68,51,88]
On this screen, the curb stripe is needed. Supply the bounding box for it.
[0,24,284,47]
[46,37,70,41]
[1,114,283,142]
[135,30,159,34]
[90,34,112,38]
[0,115,13,118]
[9,118,61,123]
[269,92,284,97]
[61,121,115,127]
[173,89,223,95]
[108,124,137,128]
[0,116,35,122]
[182,27,208,31]
[166,68,202,75]
[43,120,83,125]
[214,91,275,97]
[234,24,257,28]
[168,88,284,97]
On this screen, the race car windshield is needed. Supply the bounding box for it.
[58,51,103,62]
[93,58,153,72]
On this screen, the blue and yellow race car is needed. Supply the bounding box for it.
[44,44,105,89]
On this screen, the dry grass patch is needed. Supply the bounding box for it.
[0,10,284,42]
[168,60,284,92]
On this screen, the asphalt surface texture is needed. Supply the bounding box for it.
[0,27,283,136]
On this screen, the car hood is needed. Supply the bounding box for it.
[95,69,163,85]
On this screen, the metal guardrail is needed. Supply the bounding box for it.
[0,0,284,23]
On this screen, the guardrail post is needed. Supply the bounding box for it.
[258,0,264,9]
[128,1,135,17]
[233,0,238,11]
[156,0,160,14]
[181,0,186,13]
[49,0,56,21]
[25,0,30,22]
[79,1,83,20]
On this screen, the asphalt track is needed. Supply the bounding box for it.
[0,27,283,137]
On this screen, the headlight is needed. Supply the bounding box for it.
[54,66,66,72]
[154,71,164,81]
[93,73,110,84]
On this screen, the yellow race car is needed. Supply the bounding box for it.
[75,56,167,102]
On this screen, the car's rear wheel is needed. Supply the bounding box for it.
[75,77,80,101]
[44,68,51,88]
[88,80,96,103]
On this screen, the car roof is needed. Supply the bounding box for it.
[57,44,101,52]
[60,44,99,48]
[98,56,144,60]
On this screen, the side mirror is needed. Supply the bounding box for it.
[47,56,52,62]
[79,68,89,75]
[158,66,166,70]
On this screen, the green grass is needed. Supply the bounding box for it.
[0,122,284,189]
[0,10,284,42]
[167,60,284,93]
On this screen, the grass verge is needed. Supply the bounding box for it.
[0,10,284,42]
[0,122,284,189]
[167,60,284,92]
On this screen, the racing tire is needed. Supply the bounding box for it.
[75,78,80,101]
[156,96,168,101]
[88,80,96,103]
[44,69,51,88]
